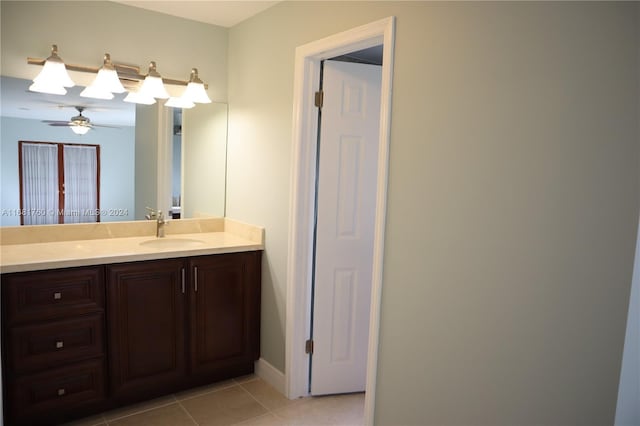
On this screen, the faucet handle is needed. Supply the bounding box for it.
[145,206,159,220]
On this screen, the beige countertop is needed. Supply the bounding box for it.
[0,218,264,274]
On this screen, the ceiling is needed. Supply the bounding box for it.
[0,76,136,127]
[331,45,384,66]
[111,1,281,28]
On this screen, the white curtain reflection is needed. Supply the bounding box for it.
[21,142,59,225]
[63,145,98,223]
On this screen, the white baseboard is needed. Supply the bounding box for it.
[254,358,286,396]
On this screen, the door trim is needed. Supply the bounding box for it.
[285,17,395,425]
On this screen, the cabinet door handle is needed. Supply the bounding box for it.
[55,340,64,349]
[194,266,198,292]
[53,292,62,300]
[57,388,66,396]
[181,268,185,294]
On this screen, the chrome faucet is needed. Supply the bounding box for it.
[145,207,167,238]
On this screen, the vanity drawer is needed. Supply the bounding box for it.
[7,358,106,421]
[3,266,104,325]
[7,313,104,374]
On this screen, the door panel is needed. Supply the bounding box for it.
[311,60,382,395]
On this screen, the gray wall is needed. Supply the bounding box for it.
[226,2,640,424]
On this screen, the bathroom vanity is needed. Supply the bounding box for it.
[0,218,263,425]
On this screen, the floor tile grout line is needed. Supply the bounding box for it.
[237,381,276,418]
[176,397,200,426]
[233,412,281,426]
[102,394,178,423]
[85,380,253,424]
[233,375,261,386]
[72,377,295,425]
[175,381,238,402]
[237,378,308,422]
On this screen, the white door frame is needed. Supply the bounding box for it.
[285,17,395,425]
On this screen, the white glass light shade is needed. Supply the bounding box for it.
[182,68,211,104]
[80,85,114,100]
[140,75,170,99]
[29,81,66,95]
[123,90,156,105]
[183,82,211,104]
[89,68,125,94]
[165,95,195,109]
[29,45,74,95]
[33,59,75,88]
[71,125,90,135]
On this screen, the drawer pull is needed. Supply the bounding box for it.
[57,388,66,396]
[53,292,62,300]
[55,340,64,349]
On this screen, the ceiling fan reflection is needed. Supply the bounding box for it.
[42,106,120,135]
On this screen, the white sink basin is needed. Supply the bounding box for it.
[139,237,205,249]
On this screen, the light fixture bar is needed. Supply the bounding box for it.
[27,57,208,88]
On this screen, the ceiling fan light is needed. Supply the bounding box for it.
[165,95,195,109]
[80,85,114,100]
[29,80,67,95]
[70,125,90,135]
[33,45,75,88]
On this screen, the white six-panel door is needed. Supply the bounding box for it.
[311,60,382,395]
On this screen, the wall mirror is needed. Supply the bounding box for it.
[0,76,227,226]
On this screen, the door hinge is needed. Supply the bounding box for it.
[305,339,314,354]
[314,91,324,108]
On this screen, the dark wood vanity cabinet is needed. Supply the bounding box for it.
[1,250,261,425]
[1,266,107,425]
[107,252,261,403]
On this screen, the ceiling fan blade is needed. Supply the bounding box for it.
[42,120,69,124]
[45,122,73,127]
[92,124,121,129]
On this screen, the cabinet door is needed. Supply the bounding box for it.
[188,252,261,376]
[107,259,186,400]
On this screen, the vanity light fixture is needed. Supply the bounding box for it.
[80,86,114,100]
[81,53,125,99]
[27,45,212,107]
[139,61,170,99]
[165,95,195,109]
[123,84,156,105]
[29,45,75,95]
[182,68,212,104]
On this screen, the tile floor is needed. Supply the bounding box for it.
[65,375,364,426]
